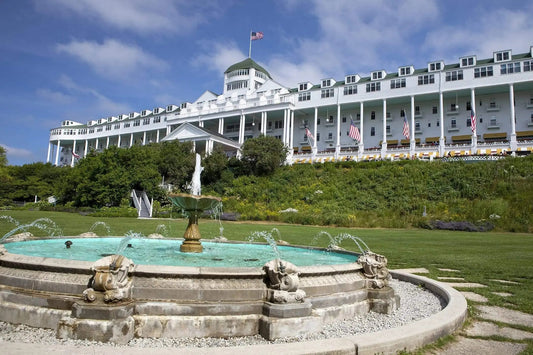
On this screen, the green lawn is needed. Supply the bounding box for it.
[1,210,532,317]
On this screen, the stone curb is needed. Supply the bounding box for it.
[0,272,467,355]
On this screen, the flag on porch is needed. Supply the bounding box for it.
[349,119,361,142]
[471,108,477,133]
[402,116,410,139]
[72,151,80,159]
[305,128,314,141]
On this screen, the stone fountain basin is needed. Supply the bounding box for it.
[168,193,222,211]
[0,241,467,352]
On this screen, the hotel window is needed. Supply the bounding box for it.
[415,106,421,115]
[399,66,411,76]
[461,57,475,67]
[418,74,435,85]
[370,127,375,136]
[327,132,333,141]
[298,92,311,101]
[501,62,521,74]
[226,80,248,91]
[153,117,161,123]
[386,125,391,134]
[227,69,249,78]
[371,71,383,80]
[134,120,140,127]
[143,118,150,125]
[105,125,111,131]
[342,116,347,123]
[321,79,331,87]
[366,82,381,92]
[400,109,405,117]
[114,124,120,129]
[450,103,458,112]
[321,88,334,98]
[390,78,406,89]
[489,99,497,109]
[495,51,510,62]
[97,127,103,132]
[89,128,95,133]
[123,123,130,128]
[274,120,283,129]
[344,85,357,95]
[316,132,320,141]
[445,70,463,81]
[346,75,358,84]
[524,60,533,72]
[371,111,376,120]
[386,112,391,119]
[429,62,442,71]
[474,66,493,78]
[415,122,421,131]
[466,102,471,111]
[432,106,438,114]
[299,83,308,91]
[326,116,334,124]
[450,119,457,128]
[356,113,361,120]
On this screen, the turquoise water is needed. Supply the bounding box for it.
[4,238,357,267]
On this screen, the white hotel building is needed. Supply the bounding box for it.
[48,46,533,166]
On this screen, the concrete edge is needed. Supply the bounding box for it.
[348,271,468,355]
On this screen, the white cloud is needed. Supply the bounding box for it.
[193,42,247,76]
[0,144,35,160]
[57,75,131,116]
[423,5,533,61]
[57,38,168,81]
[37,0,215,35]
[36,89,73,104]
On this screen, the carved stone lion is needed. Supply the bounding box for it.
[358,251,390,289]
[84,254,134,303]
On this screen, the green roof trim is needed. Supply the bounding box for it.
[224,58,272,79]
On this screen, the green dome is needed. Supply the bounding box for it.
[224,58,272,79]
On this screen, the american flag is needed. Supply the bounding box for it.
[251,31,264,40]
[72,151,80,159]
[305,128,314,141]
[471,108,477,133]
[349,119,361,142]
[402,116,410,139]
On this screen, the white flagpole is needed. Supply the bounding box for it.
[248,30,252,58]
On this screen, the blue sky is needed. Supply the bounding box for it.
[1,0,532,165]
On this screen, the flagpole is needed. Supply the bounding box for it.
[248,30,252,58]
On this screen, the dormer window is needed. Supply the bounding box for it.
[399,66,412,76]
[428,61,443,72]
[141,110,151,117]
[460,56,476,67]
[180,103,188,109]
[371,70,385,80]
[321,79,333,87]
[494,50,511,62]
[345,74,359,84]
[299,83,309,91]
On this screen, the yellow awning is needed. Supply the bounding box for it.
[517,130,533,137]
[452,135,471,142]
[483,132,507,139]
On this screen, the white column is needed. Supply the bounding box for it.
[335,104,341,159]
[46,143,51,163]
[71,140,77,167]
[262,112,267,135]
[238,113,245,144]
[106,136,110,149]
[439,92,445,157]
[95,138,99,151]
[117,134,122,148]
[313,107,318,155]
[470,88,477,152]
[130,133,133,147]
[282,109,288,145]
[142,132,147,146]
[509,83,517,151]
[218,118,224,134]
[199,120,204,128]
[358,102,365,158]
[156,129,160,143]
[381,99,387,158]
[84,139,88,157]
[289,109,295,150]
[166,126,171,135]
[410,95,416,157]
[54,140,61,166]
[206,140,213,155]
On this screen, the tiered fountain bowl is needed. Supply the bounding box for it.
[168,193,222,253]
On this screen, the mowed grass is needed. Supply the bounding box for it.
[1,210,532,316]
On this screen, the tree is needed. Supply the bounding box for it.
[240,135,288,176]
[156,141,195,189]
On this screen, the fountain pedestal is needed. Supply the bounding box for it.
[168,193,222,253]
[180,211,203,253]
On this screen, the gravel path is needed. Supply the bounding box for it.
[0,279,444,349]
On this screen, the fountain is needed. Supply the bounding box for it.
[168,153,221,252]
[0,156,467,352]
